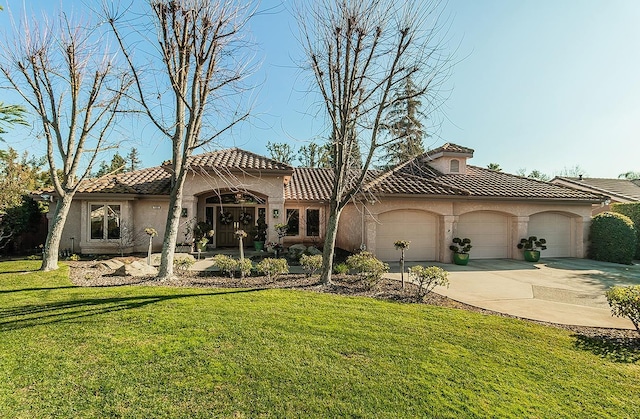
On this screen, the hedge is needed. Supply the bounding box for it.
[610,202,640,259]
[588,211,637,264]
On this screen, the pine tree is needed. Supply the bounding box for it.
[380,76,426,167]
[126,148,141,172]
[266,142,295,165]
[298,142,331,168]
[0,102,28,140]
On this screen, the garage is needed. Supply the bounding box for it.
[456,211,510,259]
[528,212,572,257]
[376,210,437,262]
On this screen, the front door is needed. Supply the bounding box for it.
[217,207,254,247]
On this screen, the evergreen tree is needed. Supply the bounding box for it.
[95,153,126,177]
[126,148,141,171]
[380,76,426,167]
[0,102,28,141]
[487,163,502,171]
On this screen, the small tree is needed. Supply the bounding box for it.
[606,285,640,335]
[408,265,449,301]
[394,240,410,288]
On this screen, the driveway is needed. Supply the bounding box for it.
[386,258,640,329]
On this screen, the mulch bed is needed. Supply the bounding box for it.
[66,259,640,353]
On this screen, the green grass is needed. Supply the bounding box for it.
[0,260,639,418]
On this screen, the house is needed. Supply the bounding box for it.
[551,176,640,214]
[51,143,604,262]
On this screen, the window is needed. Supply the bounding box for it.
[306,209,320,236]
[90,204,121,240]
[450,159,460,173]
[285,209,299,236]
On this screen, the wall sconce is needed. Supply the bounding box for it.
[181,208,188,217]
[233,221,240,230]
[272,209,279,218]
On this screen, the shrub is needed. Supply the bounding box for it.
[212,254,238,278]
[256,258,289,282]
[237,258,253,278]
[610,203,640,259]
[346,251,389,290]
[589,212,637,264]
[333,262,349,275]
[174,256,195,271]
[606,285,640,335]
[449,237,472,254]
[300,254,323,277]
[408,266,449,301]
[68,254,81,261]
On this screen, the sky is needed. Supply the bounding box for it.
[1,0,639,178]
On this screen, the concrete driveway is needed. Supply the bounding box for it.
[387,258,640,329]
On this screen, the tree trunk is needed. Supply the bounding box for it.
[319,204,343,285]
[40,193,74,271]
[156,170,188,281]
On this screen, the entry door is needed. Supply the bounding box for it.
[217,207,254,247]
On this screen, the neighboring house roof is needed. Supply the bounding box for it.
[552,176,640,202]
[66,146,604,203]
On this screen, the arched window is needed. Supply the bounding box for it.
[450,159,460,173]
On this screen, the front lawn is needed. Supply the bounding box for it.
[1,260,638,417]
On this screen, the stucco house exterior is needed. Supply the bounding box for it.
[51,143,604,263]
[551,176,640,214]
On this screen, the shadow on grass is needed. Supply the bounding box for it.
[0,286,78,295]
[573,334,640,363]
[0,288,264,332]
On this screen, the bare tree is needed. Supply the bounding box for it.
[296,0,452,284]
[0,9,132,271]
[108,0,257,280]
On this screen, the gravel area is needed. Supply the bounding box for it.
[66,259,640,352]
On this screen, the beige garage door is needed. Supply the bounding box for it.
[376,210,437,262]
[528,212,572,257]
[457,212,509,259]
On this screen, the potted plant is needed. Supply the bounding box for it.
[251,215,268,251]
[517,236,547,262]
[449,237,472,265]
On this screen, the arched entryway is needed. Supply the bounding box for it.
[200,192,267,247]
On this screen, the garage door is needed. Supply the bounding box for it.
[528,212,572,257]
[457,212,509,259]
[376,210,437,262]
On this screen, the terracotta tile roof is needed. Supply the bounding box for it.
[427,142,474,155]
[434,166,604,200]
[552,177,640,202]
[285,168,334,201]
[70,147,604,202]
[76,167,172,195]
[187,148,293,172]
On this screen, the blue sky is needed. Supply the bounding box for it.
[2,0,639,178]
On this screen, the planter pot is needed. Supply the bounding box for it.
[523,250,541,262]
[453,252,470,266]
[254,241,265,251]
